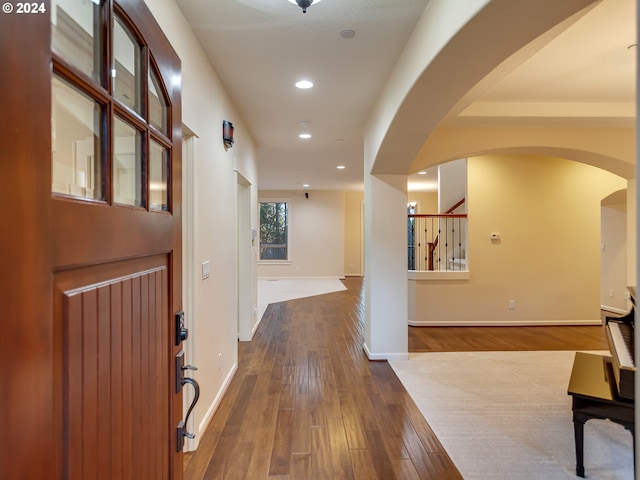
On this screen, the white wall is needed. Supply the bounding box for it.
[257,190,345,278]
[363,174,409,361]
[144,0,258,449]
[601,192,628,313]
[438,159,467,213]
[409,154,626,326]
[408,191,439,214]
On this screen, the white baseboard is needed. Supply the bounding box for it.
[408,319,602,327]
[363,342,410,361]
[251,309,263,337]
[258,275,346,280]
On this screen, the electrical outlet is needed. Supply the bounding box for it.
[609,289,614,298]
[508,300,515,310]
[217,353,223,370]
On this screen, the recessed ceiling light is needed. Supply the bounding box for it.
[337,165,346,170]
[340,30,355,39]
[295,80,314,89]
[299,133,312,139]
[302,184,310,187]
[418,171,427,175]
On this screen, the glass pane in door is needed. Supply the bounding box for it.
[113,116,143,207]
[52,76,104,200]
[113,16,142,114]
[149,140,169,212]
[51,0,102,82]
[148,67,169,136]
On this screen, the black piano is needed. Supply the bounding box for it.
[604,286,635,400]
[567,287,635,477]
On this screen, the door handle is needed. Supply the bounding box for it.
[177,377,200,443]
[181,377,199,437]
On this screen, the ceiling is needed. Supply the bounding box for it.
[176,0,636,192]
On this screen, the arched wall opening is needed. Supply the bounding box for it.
[411,126,635,180]
[408,153,631,326]
[366,0,600,177]
[362,0,634,359]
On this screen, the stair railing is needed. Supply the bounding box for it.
[408,198,467,271]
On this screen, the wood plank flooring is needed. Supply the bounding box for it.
[409,324,608,352]
[184,277,609,479]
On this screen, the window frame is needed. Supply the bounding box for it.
[50,0,173,214]
[258,198,291,264]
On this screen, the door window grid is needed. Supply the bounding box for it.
[50,0,172,212]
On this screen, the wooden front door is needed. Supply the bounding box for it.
[0,1,183,478]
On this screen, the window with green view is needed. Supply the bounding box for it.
[259,201,288,260]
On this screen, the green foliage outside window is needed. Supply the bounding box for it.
[259,202,288,260]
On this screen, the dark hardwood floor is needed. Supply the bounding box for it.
[184,277,609,479]
[410,324,608,352]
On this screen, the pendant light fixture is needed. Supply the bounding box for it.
[288,0,322,13]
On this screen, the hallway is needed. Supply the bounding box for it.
[184,277,462,479]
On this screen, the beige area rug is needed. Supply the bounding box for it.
[257,278,346,321]
[390,351,634,479]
